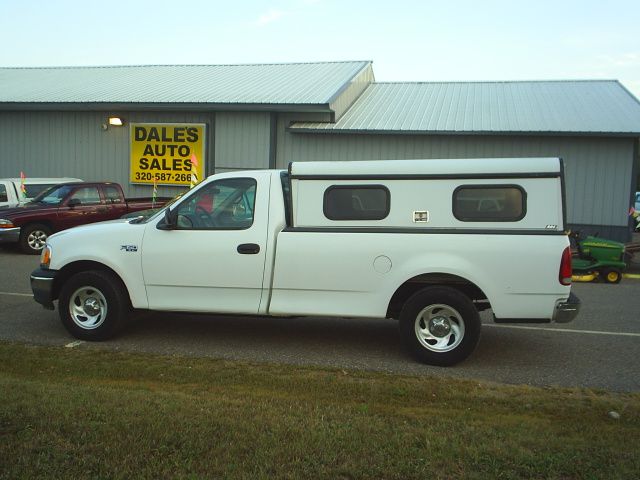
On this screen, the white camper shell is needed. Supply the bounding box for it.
[290,157,565,231]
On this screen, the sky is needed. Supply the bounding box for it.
[1,0,639,98]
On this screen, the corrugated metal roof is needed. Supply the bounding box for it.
[289,80,640,135]
[0,61,370,106]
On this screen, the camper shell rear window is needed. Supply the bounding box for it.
[453,185,526,222]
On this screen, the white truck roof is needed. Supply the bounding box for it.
[0,177,82,183]
[289,158,561,176]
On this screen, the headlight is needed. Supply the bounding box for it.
[0,219,15,229]
[40,245,52,269]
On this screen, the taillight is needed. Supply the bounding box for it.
[559,246,572,285]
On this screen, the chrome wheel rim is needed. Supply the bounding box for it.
[27,230,48,251]
[68,286,108,329]
[414,303,465,353]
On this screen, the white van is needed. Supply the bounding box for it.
[0,178,83,208]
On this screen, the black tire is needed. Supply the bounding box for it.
[19,223,51,255]
[601,268,622,284]
[58,270,130,340]
[399,286,481,366]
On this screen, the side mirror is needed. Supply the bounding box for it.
[67,198,81,208]
[157,207,176,230]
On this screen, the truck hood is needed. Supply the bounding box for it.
[47,218,147,269]
[48,218,132,240]
[0,202,58,218]
[0,201,21,209]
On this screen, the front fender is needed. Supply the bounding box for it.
[47,220,148,309]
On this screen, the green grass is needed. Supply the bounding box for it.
[0,342,638,479]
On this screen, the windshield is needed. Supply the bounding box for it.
[129,193,184,224]
[30,184,74,205]
[23,183,57,199]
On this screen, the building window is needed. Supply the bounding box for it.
[323,185,390,220]
[453,185,526,222]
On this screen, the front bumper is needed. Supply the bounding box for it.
[30,268,58,310]
[553,292,581,323]
[0,227,20,244]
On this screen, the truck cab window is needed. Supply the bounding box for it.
[0,185,7,203]
[68,187,101,206]
[175,178,256,230]
[104,186,124,203]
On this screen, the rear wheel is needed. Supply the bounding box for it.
[59,270,130,340]
[19,223,51,254]
[601,268,622,284]
[399,286,481,366]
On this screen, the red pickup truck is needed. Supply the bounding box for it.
[0,182,169,254]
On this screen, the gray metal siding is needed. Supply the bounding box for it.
[0,111,214,197]
[569,224,630,242]
[279,132,635,232]
[275,112,333,172]
[214,112,271,171]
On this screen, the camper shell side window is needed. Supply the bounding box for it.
[452,184,527,222]
[323,185,390,221]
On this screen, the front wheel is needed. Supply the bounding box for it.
[59,270,130,340]
[19,223,51,254]
[399,286,481,366]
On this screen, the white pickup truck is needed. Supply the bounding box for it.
[0,177,82,208]
[31,158,579,365]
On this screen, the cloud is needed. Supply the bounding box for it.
[255,9,287,26]
[252,0,321,27]
[598,52,640,68]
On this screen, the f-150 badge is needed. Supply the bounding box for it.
[120,245,138,252]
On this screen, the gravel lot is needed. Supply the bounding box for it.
[1,244,639,392]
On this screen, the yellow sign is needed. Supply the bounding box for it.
[130,123,206,186]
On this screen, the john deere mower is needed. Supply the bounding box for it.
[569,231,626,283]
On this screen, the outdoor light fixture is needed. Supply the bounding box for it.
[108,116,124,126]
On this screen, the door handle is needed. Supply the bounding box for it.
[237,243,260,254]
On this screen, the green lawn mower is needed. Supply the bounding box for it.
[569,231,626,284]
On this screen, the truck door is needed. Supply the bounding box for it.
[103,185,128,219]
[57,185,109,230]
[141,173,270,314]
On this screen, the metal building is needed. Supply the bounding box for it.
[1,62,639,240]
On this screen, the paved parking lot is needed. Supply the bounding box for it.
[1,245,639,392]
